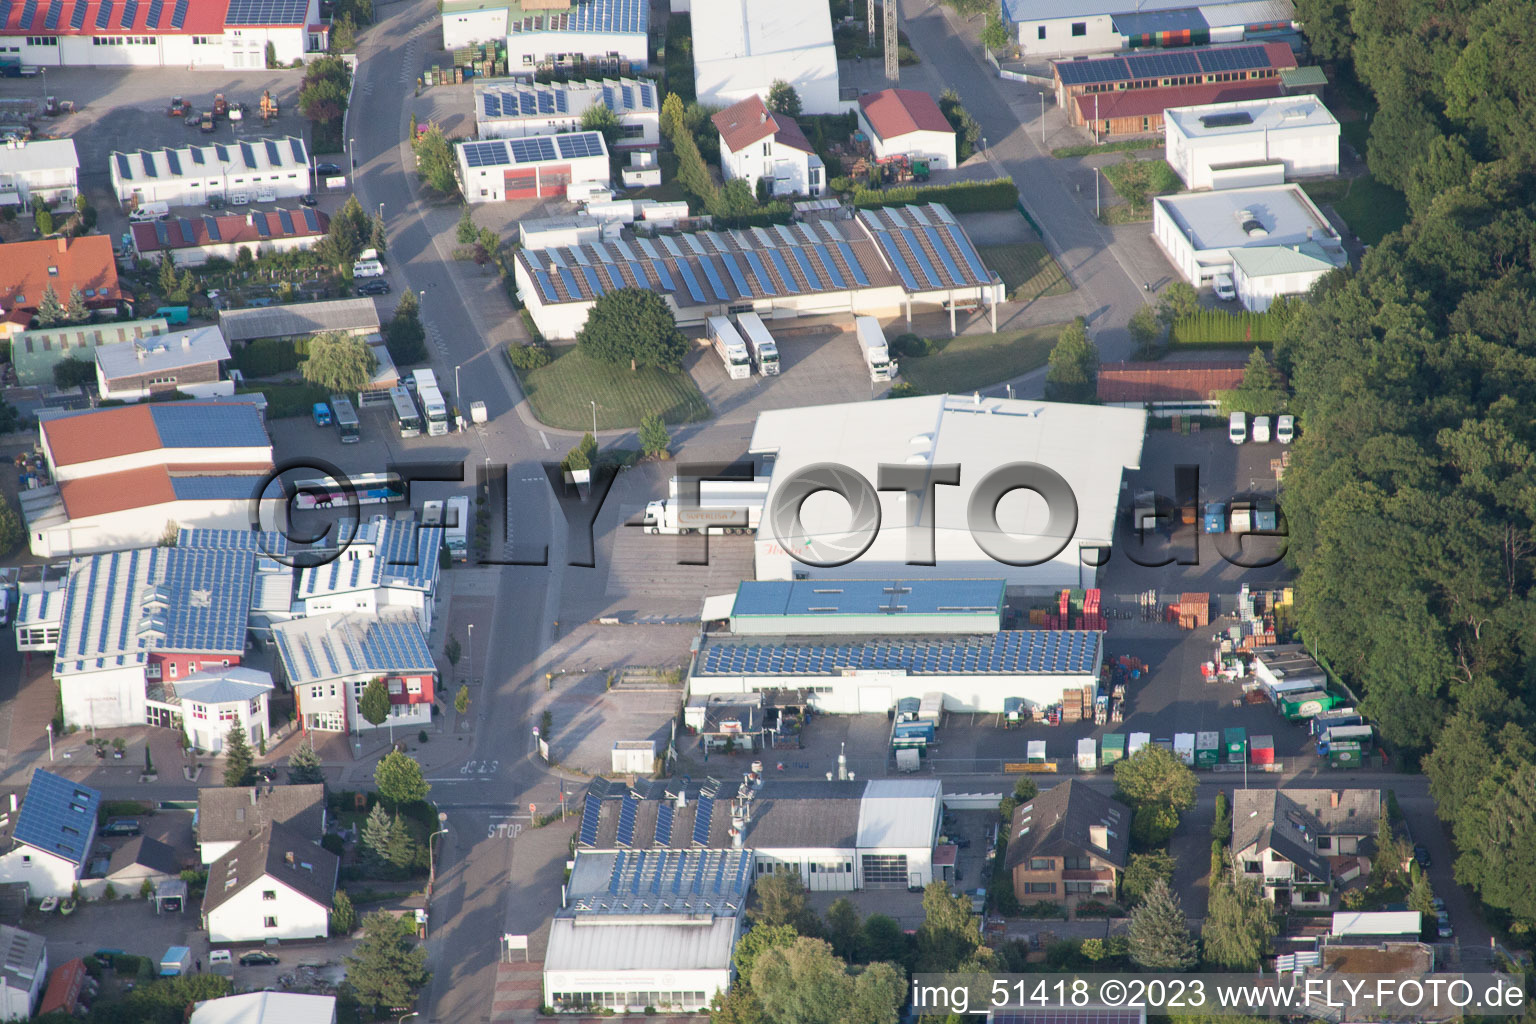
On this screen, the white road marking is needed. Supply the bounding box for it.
[539,431,550,449]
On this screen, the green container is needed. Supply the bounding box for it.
[1195,730,1220,768]
[1101,733,1126,764]
[1223,726,1246,764]
[1328,741,1363,768]
[1280,690,1340,720]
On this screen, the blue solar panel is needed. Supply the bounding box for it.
[592,241,613,264]
[719,252,752,297]
[238,142,255,169]
[649,259,674,291]
[95,0,112,26]
[692,796,714,846]
[145,0,161,26]
[636,237,659,259]
[557,133,605,159]
[69,0,86,28]
[655,801,674,846]
[290,138,307,165]
[766,249,799,294]
[162,148,180,176]
[265,139,282,165]
[42,0,60,29]
[118,0,134,26]
[836,241,870,286]
[555,90,568,113]
[13,769,99,866]
[674,260,706,304]
[204,215,220,242]
[922,226,965,285]
[169,0,187,26]
[17,0,35,27]
[277,209,294,234]
[616,794,638,847]
[557,266,581,298]
[150,403,266,448]
[519,92,536,115]
[252,212,269,238]
[224,0,307,25]
[811,244,845,288]
[189,146,204,165]
[659,235,683,258]
[138,151,156,177]
[790,246,823,290]
[945,224,990,283]
[697,255,730,300]
[897,228,941,288]
[742,250,776,296]
[579,792,602,845]
[114,152,131,181]
[534,268,556,298]
[640,83,653,108]
[509,136,558,163]
[579,264,604,297]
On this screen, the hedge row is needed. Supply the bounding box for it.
[851,177,1018,212]
[229,337,308,377]
[1170,309,1283,347]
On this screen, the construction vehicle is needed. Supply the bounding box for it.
[41,96,59,117]
[259,91,279,121]
[227,102,243,124]
[212,94,228,119]
[199,111,215,134]
[167,96,190,117]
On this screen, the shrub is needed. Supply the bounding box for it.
[851,177,1018,212]
[418,730,429,744]
[891,333,933,358]
[508,342,552,371]
[1170,310,1283,347]
[322,833,346,856]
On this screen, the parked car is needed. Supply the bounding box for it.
[1276,414,1295,444]
[238,951,279,966]
[1437,918,1453,940]
[99,819,141,837]
[298,194,318,207]
[314,162,341,177]
[1431,896,1446,912]
[1414,844,1432,869]
[356,280,391,296]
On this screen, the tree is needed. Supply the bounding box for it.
[236,246,255,273]
[749,869,817,933]
[374,749,430,806]
[1121,850,1175,906]
[455,207,477,245]
[158,252,179,295]
[1114,745,1198,811]
[981,11,1010,51]
[382,811,418,870]
[1156,281,1200,326]
[1218,348,1288,415]
[915,881,981,973]
[824,898,861,962]
[301,331,377,394]
[329,11,356,52]
[561,432,598,473]
[734,922,799,980]
[288,742,325,785]
[0,498,24,555]
[221,725,255,787]
[34,206,53,236]
[344,910,430,1013]
[330,889,357,935]
[1132,802,1181,848]
[33,285,66,328]
[1044,318,1099,403]
[454,685,469,714]
[751,937,903,1024]
[1212,790,1231,841]
[320,194,370,266]
[444,633,462,665]
[767,80,803,118]
[360,802,393,866]
[298,56,350,124]
[65,286,89,324]
[579,102,623,153]
[1012,777,1038,802]
[1407,873,1436,917]
[412,125,458,195]
[176,269,196,304]
[856,914,909,968]
[576,288,689,371]
[369,214,387,256]
[1126,878,1198,970]
[937,89,983,162]
[639,413,671,459]
[52,358,96,389]
[383,289,427,365]
[709,986,768,1024]
[1202,878,1276,970]
[1128,304,1161,355]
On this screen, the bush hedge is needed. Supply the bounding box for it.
[851,177,1018,212]
[230,337,307,377]
[509,342,552,371]
[1169,310,1283,347]
[891,333,934,358]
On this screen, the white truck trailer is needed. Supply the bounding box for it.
[641,476,770,534]
[854,317,895,382]
[736,312,780,376]
[706,316,752,380]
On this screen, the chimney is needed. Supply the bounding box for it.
[56,237,67,254]
[181,334,191,349]
[1089,824,1109,850]
[1330,791,1340,808]
[250,789,257,806]
[136,344,146,362]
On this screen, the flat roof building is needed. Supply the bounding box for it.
[109,137,312,208]
[1165,94,1339,189]
[94,324,232,403]
[691,0,841,114]
[723,578,1005,635]
[11,316,171,387]
[456,132,611,204]
[1007,0,1296,58]
[218,298,382,344]
[476,78,660,149]
[441,0,647,73]
[0,138,79,210]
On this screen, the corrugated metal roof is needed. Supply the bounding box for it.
[732,579,1005,618]
[271,611,434,685]
[545,916,738,973]
[695,629,1101,676]
[856,779,942,848]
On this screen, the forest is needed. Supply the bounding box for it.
[1280,0,1536,933]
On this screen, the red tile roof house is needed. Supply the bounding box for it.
[131,208,331,268]
[0,235,123,340]
[712,95,826,198]
[857,89,958,171]
[1097,359,1250,416]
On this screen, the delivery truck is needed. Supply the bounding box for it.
[640,476,770,535]
[854,317,895,382]
[706,316,752,380]
[737,312,780,376]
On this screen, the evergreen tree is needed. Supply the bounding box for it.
[0,498,25,555]
[383,812,417,871]
[158,253,179,296]
[65,286,89,324]
[370,214,387,255]
[176,269,197,304]
[343,911,430,1013]
[1217,348,1288,416]
[454,685,470,714]
[33,285,66,328]
[330,889,357,935]
[34,206,53,236]
[824,898,861,962]
[1121,850,1175,906]
[561,432,597,473]
[639,413,671,459]
[1044,318,1099,403]
[287,742,325,785]
[360,802,392,866]
[222,725,255,787]
[1126,878,1198,970]
[1408,873,1436,916]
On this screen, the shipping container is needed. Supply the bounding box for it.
[1173,733,1195,766]
[1128,732,1150,757]
[1254,499,1279,532]
[893,721,935,743]
[1224,726,1247,764]
[1250,734,1275,765]
[918,692,944,723]
[1280,690,1341,720]
[1310,707,1361,737]
[896,697,922,722]
[1328,741,1364,769]
[1026,740,1047,763]
[1195,731,1221,768]
[1077,737,1097,772]
[1204,502,1226,534]
[1101,733,1126,764]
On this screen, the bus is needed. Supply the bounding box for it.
[330,395,361,444]
[390,385,422,438]
[289,472,405,510]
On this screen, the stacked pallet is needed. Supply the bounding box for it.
[1061,688,1083,723]
[1178,592,1210,629]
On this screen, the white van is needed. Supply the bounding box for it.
[128,201,169,223]
[1276,414,1295,444]
[352,259,385,278]
[1252,415,1272,443]
[1213,274,1236,301]
[1229,412,1247,445]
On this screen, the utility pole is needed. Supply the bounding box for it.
[867,0,876,43]
[884,0,898,82]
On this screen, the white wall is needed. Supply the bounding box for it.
[1015,14,1120,56]
[183,692,269,754]
[694,46,842,114]
[508,29,647,72]
[112,163,309,208]
[32,498,277,559]
[0,951,43,1020]
[0,846,80,899]
[480,111,660,149]
[147,234,322,268]
[1234,263,1333,312]
[1167,123,1341,190]
[443,7,508,49]
[47,443,269,483]
[687,669,1096,715]
[0,162,78,209]
[859,117,957,171]
[1151,200,1205,284]
[719,137,824,198]
[457,149,611,204]
[205,875,329,943]
[754,848,856,891]
[301,587,430,632]
[60,666,147,729]
[543,968,731,1013]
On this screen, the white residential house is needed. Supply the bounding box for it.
[0,925,46,1022]
[712,95,825,198]
[0,770,101,899]
[1233,789,1381,909]
[0,138,79,210]
[93,326,233,403]
[202,821,339,943]
[151,667,275,756]
[856,90,958,171]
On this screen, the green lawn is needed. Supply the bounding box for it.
[978,243,1074,302]
[1099,156,1181,223]
[515,344,709,430]
[238,381,329,418]
[897,325,1064,395]
[1051,139,1160,159]
[1303,175,1409,246]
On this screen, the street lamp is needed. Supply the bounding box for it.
[454,363,462,431]
[428,813,449,892]
[590,400,597,437]
[45,723,53,762]
[398,1012,419,1024]
[466,624,473,687]
[348,136,355,171]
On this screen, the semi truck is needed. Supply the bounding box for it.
[854,317,895,382]
[736,312,780,376]
[640,476,770,535]
[706,316,752,380]
[412,369,449,436]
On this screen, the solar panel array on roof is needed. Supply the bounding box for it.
[691,796,714,846]
[698,630,1100,676]
[69,0,87,28]
[252,212,269,238]
[238,141,255,169]
[114,153,131,181]
[153,221,169,246]
[1056,44,1274,87]
[569,848,751,916]
[190,146,204,165]
[289,138,306,164]
[118,0,134,26]
[742,250,776,295]
[95,0,113,26]
[301,207,320,232]
[655,800,674,846]
[163,147,181,176]
[225,0,307,24]
[145,0,161,27]
[616,794,639,847]
[138,150,156,177]
[508,136,558,163]
[201,216,220,241]
[579,792,602,845]
[264,139,282,165]
[42,0,60,29]
[13,770,99,867]
[169,0,187,26]
[461,141,510,168]
[17,0,35,27]
[176,217,194,241]
[277,209,294,234]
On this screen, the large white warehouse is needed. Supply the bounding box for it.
[1165,95,1340,190]
[441,0,647,73]
[747,394,1146,591]
[109,137,311,209]
[691,0,842,114]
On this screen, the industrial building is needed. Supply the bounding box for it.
[294,514,444,631]
[94,324,232,402]
[272,611,436,735]
[0,138,79,210]
[131,207,330,267]
[1097,359,1248,416]
[0,235,122,337]
[513,203,1004,340]
[1074,81,1282,137]
[0,0,325,69]
[1151,183,1347,307]
[857,89,958,171]
[713,95,824,198]
[1005,0,1296,58]
[23,403,275,557]
[218,298,382,344]
[691,0,841,114]
[1052,42,1296,124]
[747,394,1146,590]
[455,132,610,203]
[546,847,751,1013]
[475,78,659,149]
[11,317,170,387]
[713,578,1005,636]
[108,137,312,208]
[441,0,647,73]
[1165,94,1339,189]
[577,777,946,891]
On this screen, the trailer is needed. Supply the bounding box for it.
[1127,732,1150,757]
[640,476,770,535]
[1318,724,1373,751]
[1101,733,1125,765]
[1002,696,1026,729]
[1025,740,1047,764]
[1173,733,1195,766]
[1076,737,1097,772]
[736,312,780,376]
[1195,731,1220,768]
[918,692,944,724]
[896,696,921,723]
[1254,499,1279,532]
[159,947,192,977]
[1310,707,1361,737]
[895,747,921,772]
[893,720,934,745]
[854,317,895,382]
[1223,726,1247,764]
[1280,690,1340,720]
[1250,734,1275,765]
[1204,502,1226,533]
[706,315,752,380]
[1328,740,1364,769]
[443,495,470,561]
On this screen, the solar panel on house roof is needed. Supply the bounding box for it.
[153,221,169,246]
[301,208,320,232]
[482,94,498,117]
[1200,110,1255,128]
[658,235,682,258]
[169,0,187,26]
[640,83,654,107]
[620,85,633,108]
[569,245,588,266]
[189,146,204,165]
[138,150,157,177]
[791,246,823,290]
[118,0,134,25]
[163,148,181,175]
[289,138,306,164]
[214,143,230,162]
[533,268,556,299]
[225,0,307,24]
[264,139,282,165]
[557,133,605,160]
[237,142,255,168]
[114,153,131,181]
[176,217,194,240]
[277,209,294,233]
[13,770,99,866]
[742,250,776,295]
[95,0,113,26]
[204,215,221,242]
[252,212,269,237]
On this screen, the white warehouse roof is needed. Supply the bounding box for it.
[546,916,738,973]
[1154,184,1340,253]
[0,138,79,174]
[691,0,833,61]
[856,779,942,848]
[1165,94,1337,138]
